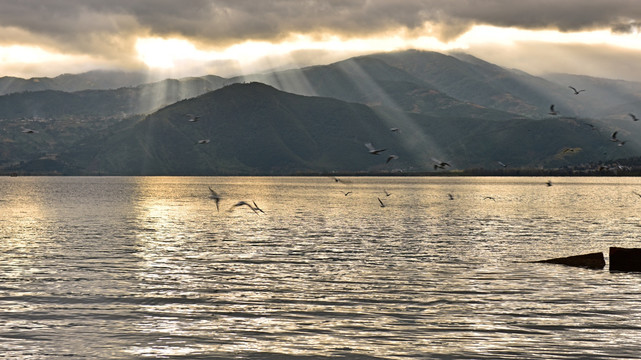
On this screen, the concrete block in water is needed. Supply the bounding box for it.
[533,252,605,269]
[609,247,641,272]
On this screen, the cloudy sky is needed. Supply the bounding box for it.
[2,0,641,80]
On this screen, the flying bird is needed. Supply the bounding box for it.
[252,201,265,213]
[432,158,451,170]
[342,191,353,196]
[390,127,401,133]
[548,104,558,116]
[208,187,221,211]
[546,180,553,187]
[377,197,386,208]
[21,128,37,134]
[383,189,391,197]
[610,131,619,142]
[186,114,200,122]
[197,139,210,144]
[230,201,258,214]
[448,193,454,200]
[568,86,586,95]
[484,196,496,201]
[497,161,508,168]
[386,155,399,164]
[365,142,386,155]
[629,113,639,122]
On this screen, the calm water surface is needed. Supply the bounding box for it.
[1,176,641,359]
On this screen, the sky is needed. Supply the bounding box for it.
[2,0,641,81]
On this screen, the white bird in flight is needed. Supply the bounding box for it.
[386,155,399,164]
[365,142,386,155]
[186,114,200,122]
[197,139,210,144]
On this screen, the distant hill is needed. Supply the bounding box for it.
[0,70,156,96]
[45,83,622,176]
[0,75,228,120]
[235,56,519,120]
[3,49,641,175]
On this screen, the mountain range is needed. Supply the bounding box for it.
[1,50,640,175]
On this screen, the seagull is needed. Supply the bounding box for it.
[484,196,496,201]
[342,191,353,196]
[186,114,200,122]
[568,86,586,95]
[432,158,451,170]
[230,201,258,214]
[383,189,391,197]
[629,113,639,122]
[377,197,386,208]
[21,128,37,134]
[208,187,221,211]
[197,139,210,144]
[448,193,454,200]
[252,201,265,213]
[390,127,401,133]
[386,155,399,164]
[548,104,558,116]
[365,142,386,155]
[633,191,641,198]
[546,180,553,187]
[610,131,619,142]
[497,161,508,168]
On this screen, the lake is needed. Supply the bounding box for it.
[1,176,641,359]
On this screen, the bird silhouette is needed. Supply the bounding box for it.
[386,155,399,164]
[548,104,558,115]
[252,201,265,213]
[342,191,353,196]
[230,201,258,214]
[610,131,619,142]
[568,86,586,95]
[629,113,639,121]
[208,186,221,211]
[432,158,451,170]
[21,128,37,134]
[197,139,210,144]
[383,189,391,197]
[365,142,386,155]
[378,197,386,208]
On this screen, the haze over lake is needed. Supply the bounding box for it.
[2,176,641,359]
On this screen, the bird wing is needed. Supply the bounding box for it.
[364,143,376,152]
[569,86,577,92]
[378,197,385,207]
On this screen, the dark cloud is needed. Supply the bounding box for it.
[3,1,641,47]
[1,1,641,77]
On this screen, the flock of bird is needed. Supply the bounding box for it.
[552,86,638,149]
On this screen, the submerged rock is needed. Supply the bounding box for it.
[609,247,641,272]
[532,252,605,269]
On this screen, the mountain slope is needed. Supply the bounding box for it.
[50,83,622,176]
[236,56,520,120]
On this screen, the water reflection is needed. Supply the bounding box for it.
[2,176,641,359]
